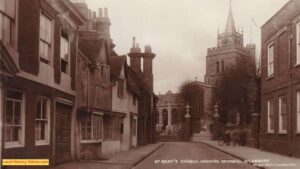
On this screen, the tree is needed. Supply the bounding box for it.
[215,56,261,125]
[178,79,203,133]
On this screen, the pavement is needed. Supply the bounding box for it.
[52,142,164,169]
[198,139,300,169]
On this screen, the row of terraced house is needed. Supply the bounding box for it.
[0,0,157,168]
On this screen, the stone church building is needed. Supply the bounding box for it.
[204,2,256,86]
[156,1,255,140]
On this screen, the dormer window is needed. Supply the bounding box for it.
[60,31,70,74]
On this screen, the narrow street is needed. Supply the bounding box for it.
[134,142,257,169]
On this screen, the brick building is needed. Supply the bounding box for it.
[128,38,157,146]
[0,0,157,166]
[73,1,157,159]
[0,0,85,167]
[261,0,300,157]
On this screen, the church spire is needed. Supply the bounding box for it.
[225,0,236,33]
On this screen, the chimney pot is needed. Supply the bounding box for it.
[99,8,103,18]
[104,8,108,18]
[92,11,97,19]
[132,37,136,48]
[145,45,152,53]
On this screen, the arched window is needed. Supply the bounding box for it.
[216,61,219,73]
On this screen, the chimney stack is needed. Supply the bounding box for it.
[128,37,142,74]
[141,45,156,90]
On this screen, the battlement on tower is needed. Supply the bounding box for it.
[207,45,253,56]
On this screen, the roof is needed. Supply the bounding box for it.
[0,41,19,75]
[261,0,293,29]
[110,55,126,81]
[125,65,142,95]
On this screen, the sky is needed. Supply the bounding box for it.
[85,0,289,94]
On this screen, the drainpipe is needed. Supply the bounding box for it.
[288,24,293,154]
[74,27,80,161]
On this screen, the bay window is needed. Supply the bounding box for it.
[81,113,103,142]
[104,116,121,140]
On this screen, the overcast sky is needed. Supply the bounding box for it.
[85,0,289,94]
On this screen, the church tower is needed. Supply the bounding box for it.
[204,0,255,86]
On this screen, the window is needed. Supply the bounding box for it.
[221,61,224,72]
[113,116,121,140]
[103,116,113,139]
[60,31,70,74]
[297,92,300,133]
[133,95,136,106]
[80,113,103,142]
[35,98,50,145]
[4,90,24,148]
[39,13,52,63]
[279,96,287,133]
[267,99,275,133]
[120,123,124,134]
[132,119,137,136]
[297,22,300,65]
[216,61,219,73]
[103,116,121,140]
[101,65,110,85]
[267,44,274,77]
[0,0,16,45]
[117,79,125,99]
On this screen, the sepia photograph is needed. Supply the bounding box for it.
[0,0,300,168]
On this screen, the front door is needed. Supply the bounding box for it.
[55,102,72,165]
